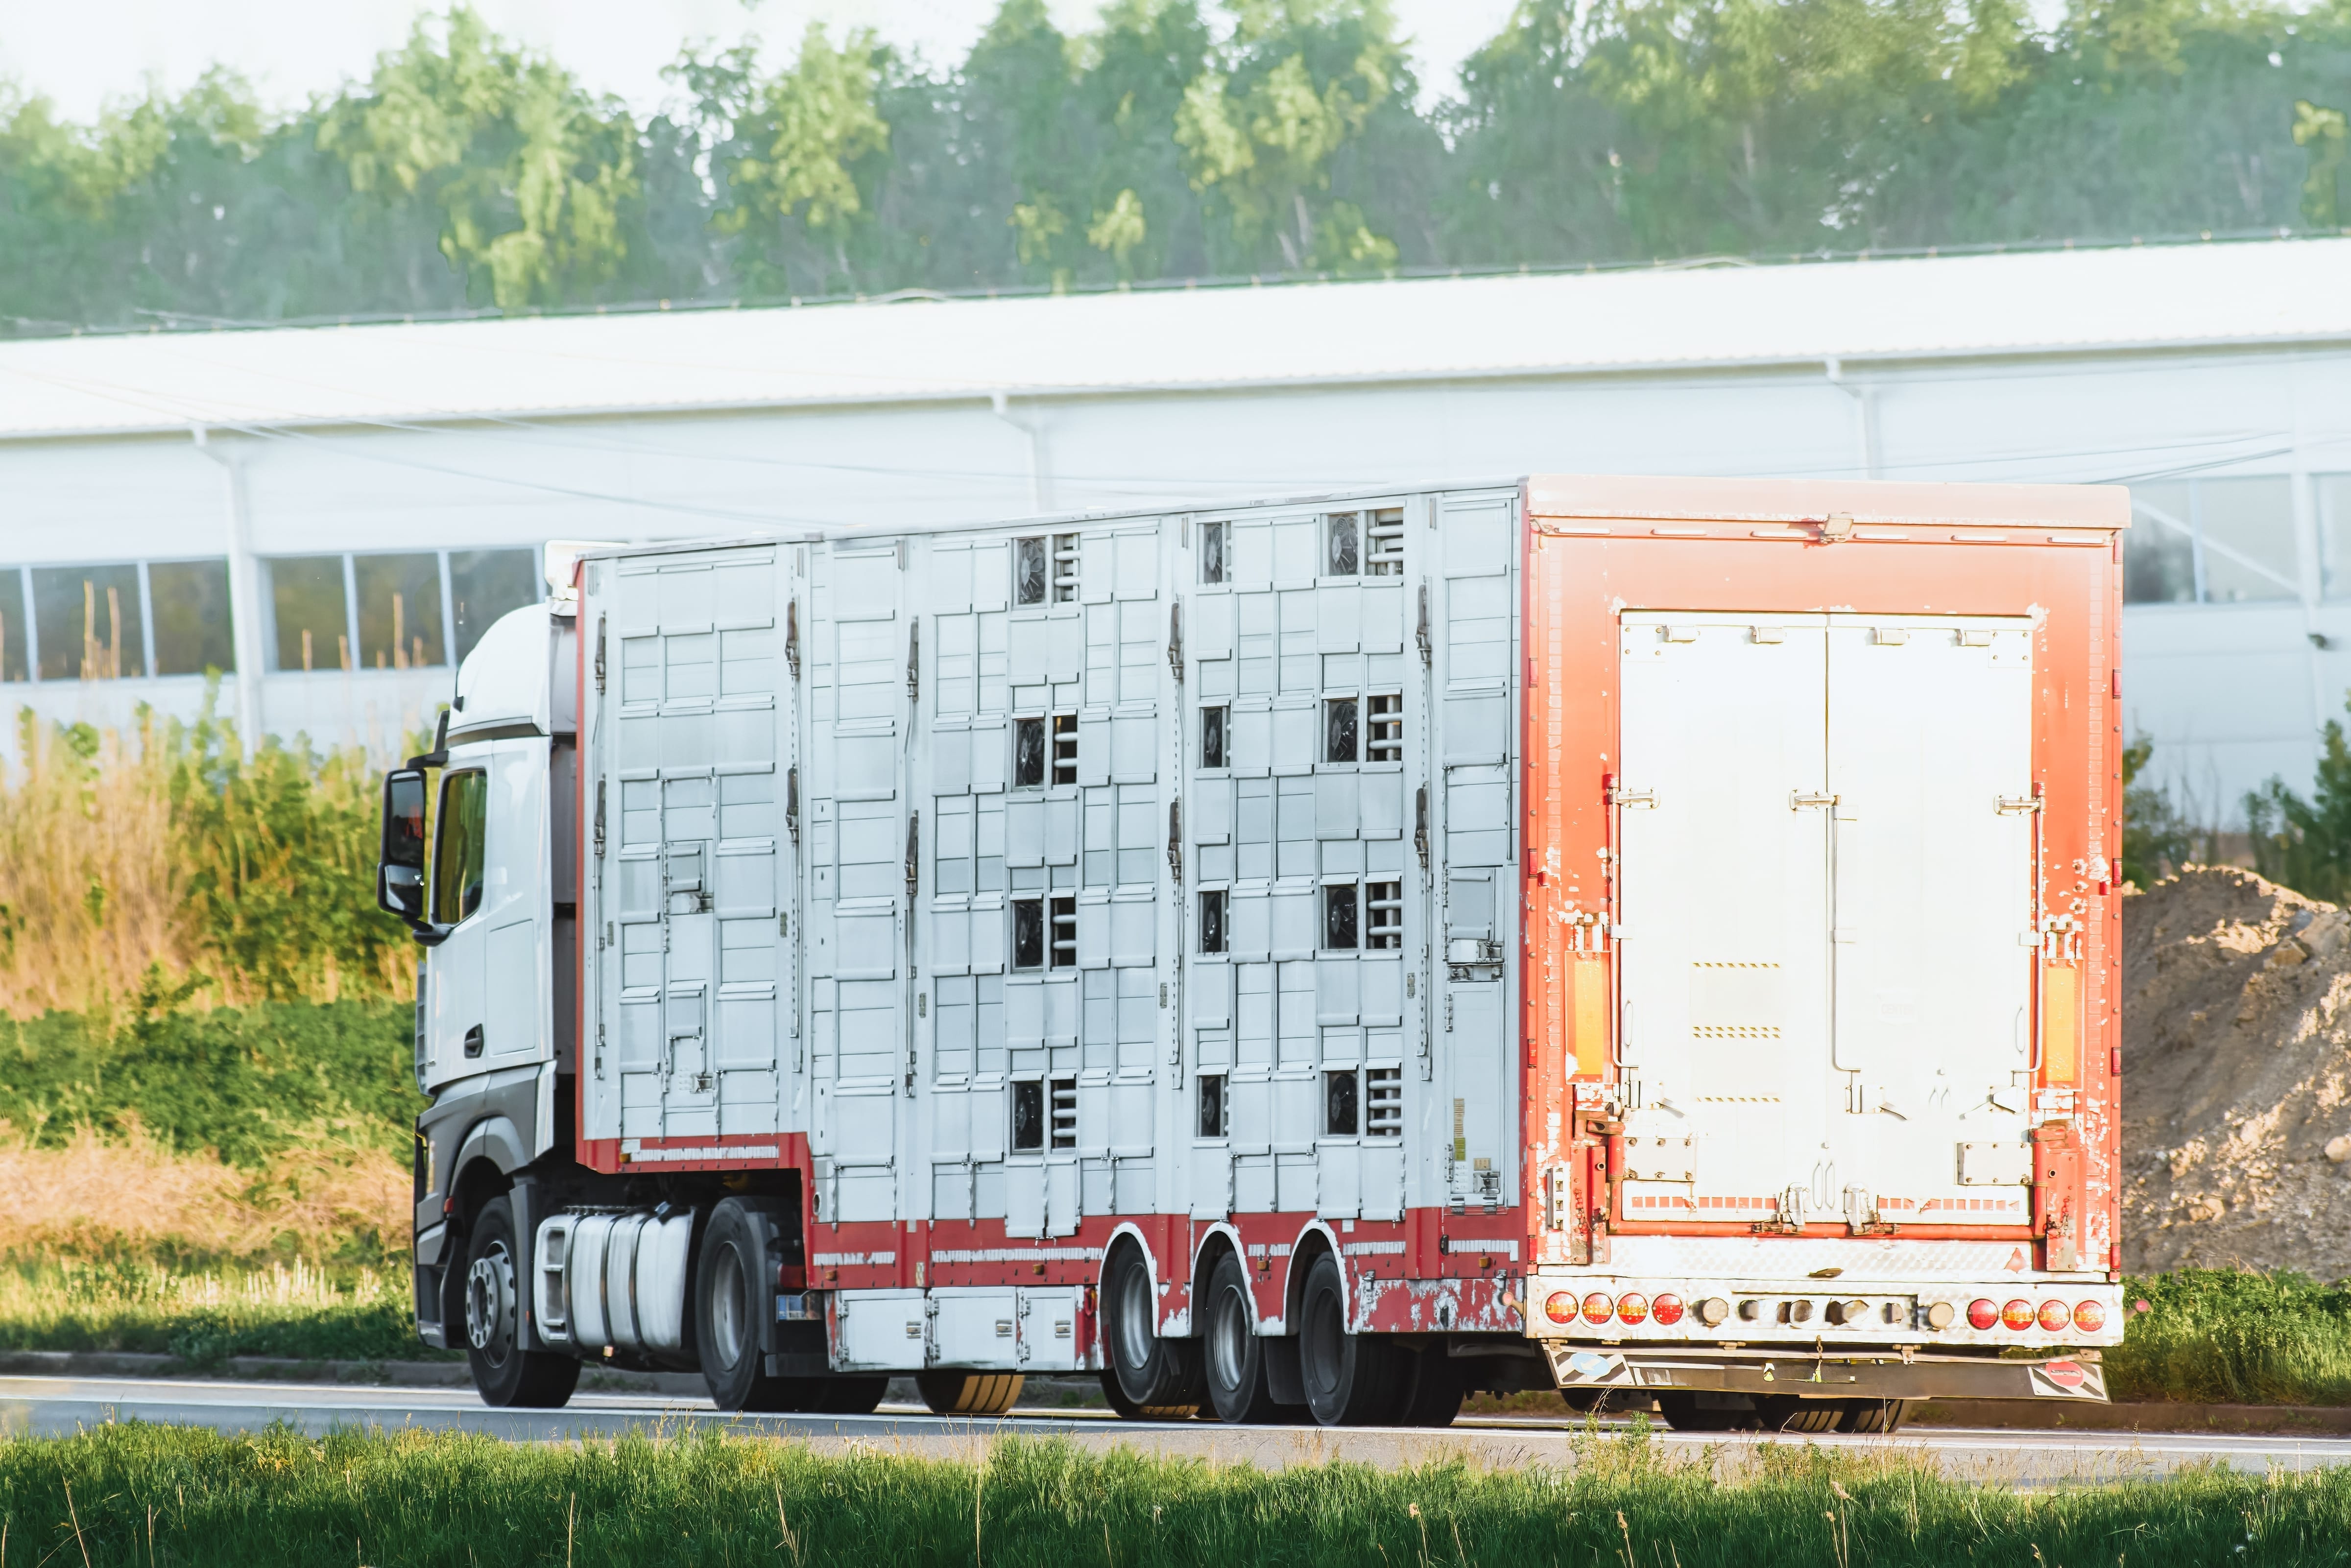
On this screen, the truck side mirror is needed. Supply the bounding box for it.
[378,768,429,922]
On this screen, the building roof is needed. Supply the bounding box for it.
[3,237,2348,442]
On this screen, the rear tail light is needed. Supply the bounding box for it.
[2001,1299,2036,1331]
[1967,1299,1999,1330]
[2038,1299,2071,1332]
[1581,1292,1614,1325]
[1651,1293,1685,1326]
[2072,1299,2107,1333]
[1544,1291,1576,1325]
[1616,1293,1650,1326]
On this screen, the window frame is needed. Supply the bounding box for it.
[431,767,490,927]
[1199,521,1229,585]
[1323,1068,1360,1138]
[1197,1073,1228,1139]
[1200,704,1229,771]
[1015,537,1049,605]
[1323,880,1360,951]
[1199,887,1228,954]
[1011,1079,1046,1151]
[1011,897,1046,970]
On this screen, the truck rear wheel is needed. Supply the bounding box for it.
[1838,1399,1911,1434]
[917,1371,1024,1416]
[811,1377,888,1414]
[1296,1252,1401,1426]
[462,1196,580,1409]
[1654,1392,1756,1431]
[1756,1395,1844,1434]
[697,1202,819,1412]
[1201,1250,1293,1424]
[1102,1241,1202,1417]
[1392,1344,1464,1427]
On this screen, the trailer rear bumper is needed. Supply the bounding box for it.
[1543,1344,2107,1403]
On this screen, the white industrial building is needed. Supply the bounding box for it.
[3,235,2349,823]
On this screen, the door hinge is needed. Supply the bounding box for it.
[906,620,920,702]
[593,614,607,694]
[1415,581,1431,665]
[1167,797,1182,882]
[1414,785,1429,869]
[593,779,606,859]
[785,599,801,681]
[905,810,921,897]
[1167,601,1184,683]
[785,765,801,844]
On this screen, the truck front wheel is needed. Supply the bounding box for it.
[462,1196,580,1408]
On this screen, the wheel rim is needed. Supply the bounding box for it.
[465,1241,515,1365]
[710,1243,748,1369]
[1115,1260,1154,1371]
[1208,1283,1249,1394]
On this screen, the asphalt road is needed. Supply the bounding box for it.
[2,1375,2344,1483]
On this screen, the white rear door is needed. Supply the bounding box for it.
[1615,615,1830,1223]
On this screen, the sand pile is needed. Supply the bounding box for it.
[2122,867,2351,1282]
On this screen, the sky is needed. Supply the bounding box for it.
[0,0,1527,124]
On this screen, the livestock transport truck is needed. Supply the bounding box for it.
[377,474,2129,1430]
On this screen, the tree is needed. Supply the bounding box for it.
[2246,702,2351,902]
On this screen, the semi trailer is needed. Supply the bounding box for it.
[379,474,2129,1428]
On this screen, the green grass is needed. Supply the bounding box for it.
[0,998,417,1167]
[2107,1269,2351,1407]
[0,1426,2343,1568]
[0,1258,444,1365]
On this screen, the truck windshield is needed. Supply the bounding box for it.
[432,769,488,925]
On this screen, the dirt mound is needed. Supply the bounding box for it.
[2122,867,2351,1281]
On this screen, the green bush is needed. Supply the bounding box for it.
[2107,1270,2351,1406]
[0,995,416,1166]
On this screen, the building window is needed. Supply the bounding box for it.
[1325,1069,1359,1136]
[1366,507,1405,575]
[1199,889,1227,953]
[1200,522,1228,585]
[1012,898,1045,969]
[1052,713,1078,784]
[448,549,540,663]
[150,560,236,676]
[2126,478,2296,605]
[1324,882,1359,950]
[1050,1076,1078,1149]
[1325,697,1358,764]
[1050,895,1077,968]
[1052,533,1080,601]
[33,564,145,680]
[356,553,447,670]
[1016,537,1048,605]
[1366,1067,1402,1136]
[1366,881,1402,949]
[0,573,25,683]
[1012,1080,1045,1150]
[2320,475,2351,600]
[1198,1073,1227,1138]
[1367,693,1402,761]
[267,557,348,672]
[1326,512,1359,576]
[1200,704,1227,769]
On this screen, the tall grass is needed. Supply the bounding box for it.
[0,1258,427,1363]
[0,1428,2344,1568]
[2107,1270,2351,1407]
[0,698,414,1016]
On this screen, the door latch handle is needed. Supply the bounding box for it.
[462,1025,484,1059]
[1790,791,1837,809]
[1996,795,2044,815]
[1608,786,1657,808]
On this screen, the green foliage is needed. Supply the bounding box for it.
[2247,696,2351,903]
[2123,732,2200,886]
[0,999,416,1167]
[10,0,2351,332]
[0,1427,2349,1567]
[2107,1269,2351,1406]
[0,1259,429,1363]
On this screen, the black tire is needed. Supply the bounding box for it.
[1755,1395,1843,1434]
[812,1376,888,1415]
[1102,1241,1203,1416]
[1201,1250,1292,1424]
[461,1195,581,1409]
[1392,1344,1464,1427]
[696,1201,819,1412]
[1296,1252,1402,1426]
[917,1371,1024,1416]
[1838,1399,1911,1434]
[1654,1392,1756,1431]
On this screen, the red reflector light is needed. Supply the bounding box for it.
[2001,1299,2036,1331]
[1967,1299,1999,1330]
[1616,1293,1650,1326]
[2038,1299,2071,1332]
[2072,1299,2107,1333]
[1582,1292,1614,1325]
[1651,1293,1685,1326]
[1545,1291,1577,1325]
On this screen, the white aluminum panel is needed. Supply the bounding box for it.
[1016,1287,1084,1371]
[929,1287,1022,1369]
[835,1289,928,1372]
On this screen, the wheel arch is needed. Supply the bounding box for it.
[1188,1224,1249,1330]
[1283,1221,1346,1333]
